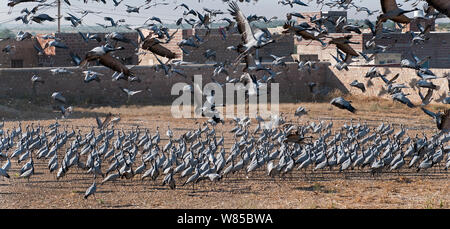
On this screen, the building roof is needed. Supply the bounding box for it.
[35,33,56,56]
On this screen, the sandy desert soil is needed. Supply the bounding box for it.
[0,98,449,209]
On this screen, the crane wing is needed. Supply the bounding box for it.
[426,0,450,17]
[95,115,103,129]
[228,1,254,44]
[380,0,400,13]
[440,109,450,132]
[421,107,437,118]
[336,43,359,58]
[422,88,434,106]
[98,54,131,77]
[101,113,113,129]
[142,37,177,59]
[388,73,400,84]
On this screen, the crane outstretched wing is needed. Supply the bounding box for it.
[228,1,253,44]
[98,54,131,77]
[440,109,450,132]
[426,0,450,17]
[142,37,177,59]
[95,115,103,129]
[380,0,400,13]
[421,107,437,118]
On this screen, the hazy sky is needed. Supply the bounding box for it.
[0,0,447,29]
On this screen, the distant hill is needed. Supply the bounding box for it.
[0,19,287,34]
[437,23,450,31]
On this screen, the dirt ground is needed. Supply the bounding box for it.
[0,98,449,209]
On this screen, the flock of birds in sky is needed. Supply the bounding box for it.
[0,0,450,198]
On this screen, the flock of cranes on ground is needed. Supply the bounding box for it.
[0,111,449,199]
[1,0,450,199]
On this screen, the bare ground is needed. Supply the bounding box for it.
[0,98,449,209]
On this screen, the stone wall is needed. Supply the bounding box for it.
[329,66,450,104]
[0,63,335,106]
[366,32,450,68]
[0,63,448,107]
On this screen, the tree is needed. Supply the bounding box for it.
[0,28,15,39]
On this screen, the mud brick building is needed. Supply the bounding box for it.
[294,11,450,68]
[138,28,296,65]
[296,11,348,33]
[1,10,449,69]
[35,32,139,67]
[0,37,40,68]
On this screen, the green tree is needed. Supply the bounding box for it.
[0,28,15,39]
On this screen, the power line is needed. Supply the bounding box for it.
[68,3,180,19]
[0,18,17,24]
[57,0,61,33]
[63,5,182,28]
[2,0,246,28]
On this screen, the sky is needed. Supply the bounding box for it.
[0,0,448,30]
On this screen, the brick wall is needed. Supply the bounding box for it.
[363,32,450,68]
[181,28,243,64]
[0,38,39,68]
[0,63,334,105]
[297,11,348,33]
[136,28,296,65]
[294,31,450,68]
[330,66,449,104]
[296,33,364,63]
